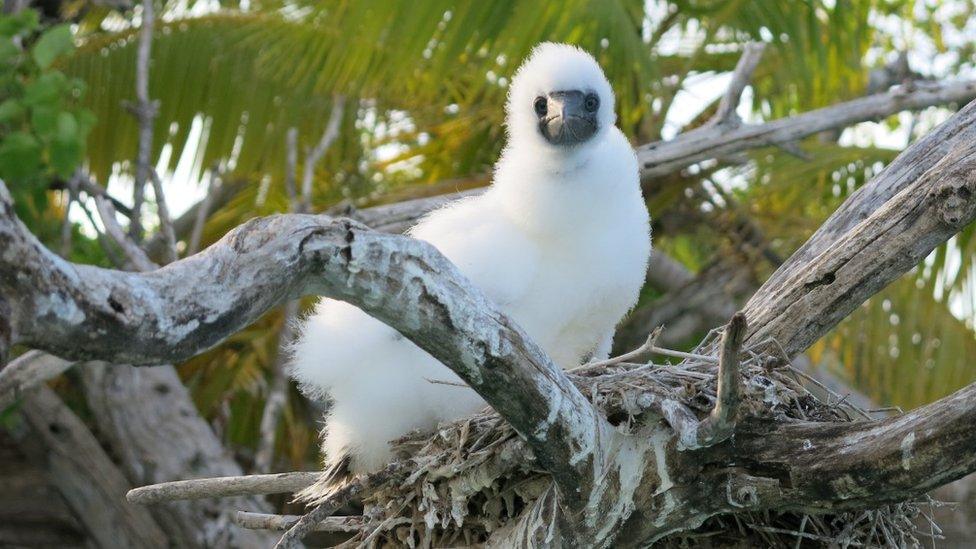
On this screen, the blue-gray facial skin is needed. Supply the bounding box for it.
[535,89,600,146]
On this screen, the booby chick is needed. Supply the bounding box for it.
[289,42,651,480]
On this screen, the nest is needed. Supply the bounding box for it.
[307,333,935,548]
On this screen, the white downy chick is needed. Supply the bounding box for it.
[289,42,651,476]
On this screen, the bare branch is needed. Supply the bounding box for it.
[15,386,169,548]
[0,351,73,408]
[276,463,399,549]
[760,97,976,297]
[299,95,346,213]
[187,169,222,255]
[696,312,747,445]
[0,182,610,511]
[254,299,299,472]
[59,180,75,257]
[91,183,156,271]
[126,472,319,504]
[571,326,662,373]
[234,511,364,533]
[149,167,178,263]
[284,127,298,208]
[639,79,976,179]
[736,380,976,513]
[128,0,158,242]
[710,43,766,126]
[743,132,976,356]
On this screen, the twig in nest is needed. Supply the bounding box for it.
[234,511,365,532]
[275,462,401,549]
[572,326,663,373]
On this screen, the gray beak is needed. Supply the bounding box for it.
[539,90,598,146]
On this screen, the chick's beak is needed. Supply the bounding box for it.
[540,90,598,146]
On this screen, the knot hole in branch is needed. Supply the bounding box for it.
[935,170,976,227]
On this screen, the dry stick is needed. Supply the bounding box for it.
[149,167,178,263]
[255,127,302,472]
[572,327,663,373]
[128,0,158,242]
[126,472,320,504]
[638,79,976,180]
[254,300,299,472]
[710,42,766,126]
[0,350,73,408]
[275,462,400,549]
[257,107,345,470]
[299,95,346,214]
[234,511,365,532]
[187,168,221,255]
[59,179,75,257]
[696,312,747,445]
[91,182,156,272]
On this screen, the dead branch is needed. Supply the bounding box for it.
[14,386,169,548]
[300,95,346,214]
[149,167,178,263]
[639,78,976,179]
[276,462,402,549]
[89,176,155,271]
[696,312,747,444]
[0,183,610,515]
[710,42,765,126]
[0,351,73,408]
[187,168,222,255]
[128,0,158,242]
[234,511,365,533]
[744,130,976,356]
[126,472,319,504]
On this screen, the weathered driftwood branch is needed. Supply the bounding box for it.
[234,511,365,533]
[89,177,156,271]
[638,78,976,179]
[759,97,976,301]
[126,472,319,504]
[710,42,765,127]
[696,312,746,445]
[299,95,346,214]
[149,167,178,263]
[127,0,158,242]
[276,462,404,549]
[0,350,73,408]
[743,121,976,356]
[14,386,169,548]
[0,180,610,514]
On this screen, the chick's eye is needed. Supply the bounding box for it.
[533,96,548,116]
[584,94,599,112]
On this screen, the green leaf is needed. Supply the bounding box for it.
[56,111,78,142]
[0,98,24,123]
[31,24,73,69]
[0,38,19,63]
[0,131,41,181]
[23,71,67,106]
[51,134,82,177]
[0,9,38,38]
[30,103,58,139]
